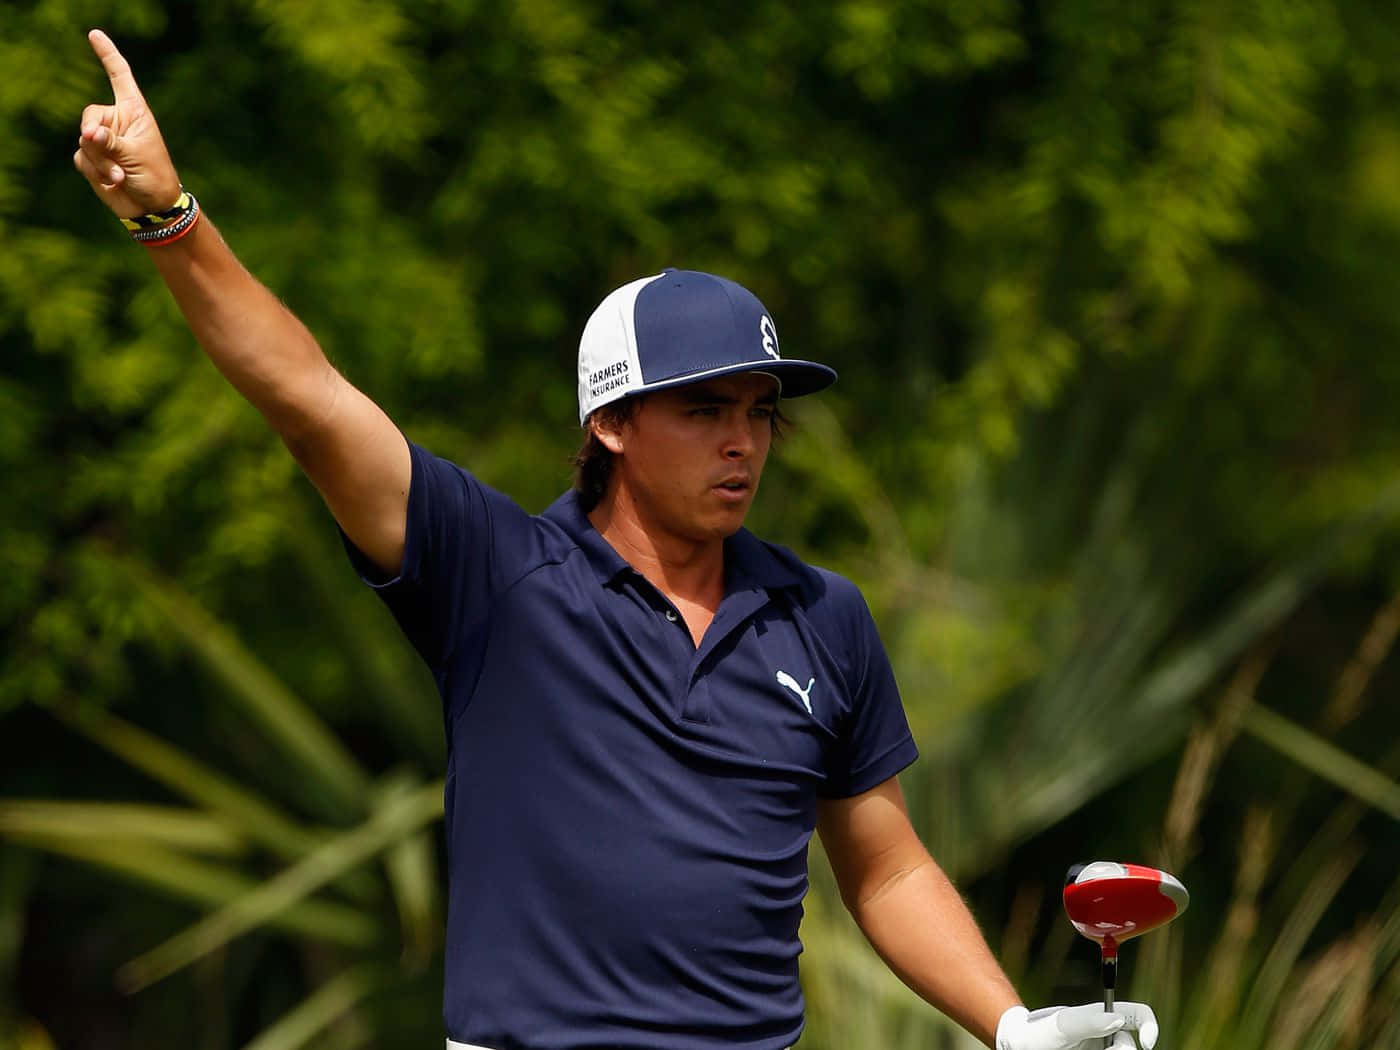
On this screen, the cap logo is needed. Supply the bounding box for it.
[760,315,780,360]
[588,359,632,400]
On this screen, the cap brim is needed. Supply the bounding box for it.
[629,358,837,401]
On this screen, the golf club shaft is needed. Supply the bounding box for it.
[1102,955,1117,1050]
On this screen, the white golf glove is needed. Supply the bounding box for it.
[996,1002,1159,1050]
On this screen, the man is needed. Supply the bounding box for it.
[74,28,1160,1050]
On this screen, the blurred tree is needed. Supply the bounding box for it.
[2,0,1398,1047]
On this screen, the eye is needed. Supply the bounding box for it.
[750,405,775,420]
[690,406,721,417]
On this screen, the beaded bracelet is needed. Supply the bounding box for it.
[127,191,201,247]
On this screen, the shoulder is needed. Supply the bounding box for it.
[750,539,898,712]
[407,442,580,567]
[750,536,880,639]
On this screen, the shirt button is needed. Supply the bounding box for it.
[664,609,678,622]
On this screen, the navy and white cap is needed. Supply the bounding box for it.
[577,269,837,422]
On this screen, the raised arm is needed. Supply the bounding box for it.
[73,29,410,576]
[817,778,1159,1050]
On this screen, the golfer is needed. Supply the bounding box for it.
[75,29,1161,1050]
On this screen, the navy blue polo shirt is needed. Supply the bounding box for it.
[349,442,918,1050]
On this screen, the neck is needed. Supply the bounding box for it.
[587,489,727,609]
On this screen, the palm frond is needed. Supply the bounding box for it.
[119,556,371,820]
[117,779,443,991]
[372,770,440,966]
[238,963,384,1050]
[6,833,376,946]
[1240,704,1400,821]
[51,702,382,903]
[1235,846,1360,1048]
[0,800,243,855]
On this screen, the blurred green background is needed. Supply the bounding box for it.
[3,0,1399,1047]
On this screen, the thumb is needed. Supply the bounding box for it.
[1110,1002,1159,1049]
[93,124,138,171]
[1054,1003,1128,1042]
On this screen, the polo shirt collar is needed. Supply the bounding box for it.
[541,489,803,594]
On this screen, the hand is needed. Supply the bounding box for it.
[73,29,183,219]
[996,1002,1159,1050]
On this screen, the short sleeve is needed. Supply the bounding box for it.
[814,573,919,798]
[341,441,545,670]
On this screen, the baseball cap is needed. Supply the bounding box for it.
[577,269,837,422]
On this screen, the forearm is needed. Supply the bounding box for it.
[144,212,340,445]
[148,211,410,569]
[849,859,1020,1047]
[77,30,410,573]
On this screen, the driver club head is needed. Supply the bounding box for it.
[1063,861,1189,958]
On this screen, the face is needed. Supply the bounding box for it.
[599,372,780,543]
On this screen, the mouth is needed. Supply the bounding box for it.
[712,476,753,502]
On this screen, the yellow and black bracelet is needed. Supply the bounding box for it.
[123,190,201,247]
[120,189,193,231]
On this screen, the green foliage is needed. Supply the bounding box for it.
[3,0,1400,1047]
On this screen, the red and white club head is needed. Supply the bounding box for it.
[1063,861,1189,959]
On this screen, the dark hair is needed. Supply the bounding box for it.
[571,393,790,513]
[573,397,640,513]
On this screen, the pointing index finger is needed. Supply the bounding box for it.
[87,28,143,106]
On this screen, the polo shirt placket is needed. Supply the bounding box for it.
[602,573,781,728]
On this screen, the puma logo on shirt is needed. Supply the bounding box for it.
[775,670,815,714]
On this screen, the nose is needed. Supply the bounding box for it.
[722,412,756,459]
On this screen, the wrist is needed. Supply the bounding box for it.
[113,182,184,221]
[996,1005,1029,1050]
[122,188,201,248]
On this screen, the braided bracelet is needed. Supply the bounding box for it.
[120,189,194,231]
[127,191,201,247]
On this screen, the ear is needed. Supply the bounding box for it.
[589,412,627,455]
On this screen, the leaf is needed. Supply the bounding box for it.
[117,780,443,991]
[0,800,244,855]
[8,833,375,946]
[238,963,384,1050]
[53,704,346,868]
[1240,704,1400,821]
[373,771,440,967]
[48,700,383,917]
[118,558,372,821]
[1235,847,1361,1048]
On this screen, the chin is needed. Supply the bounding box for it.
[678,512,747,542]
[708,511,751,538]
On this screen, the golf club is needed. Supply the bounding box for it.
[1063,862,1189,1043]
